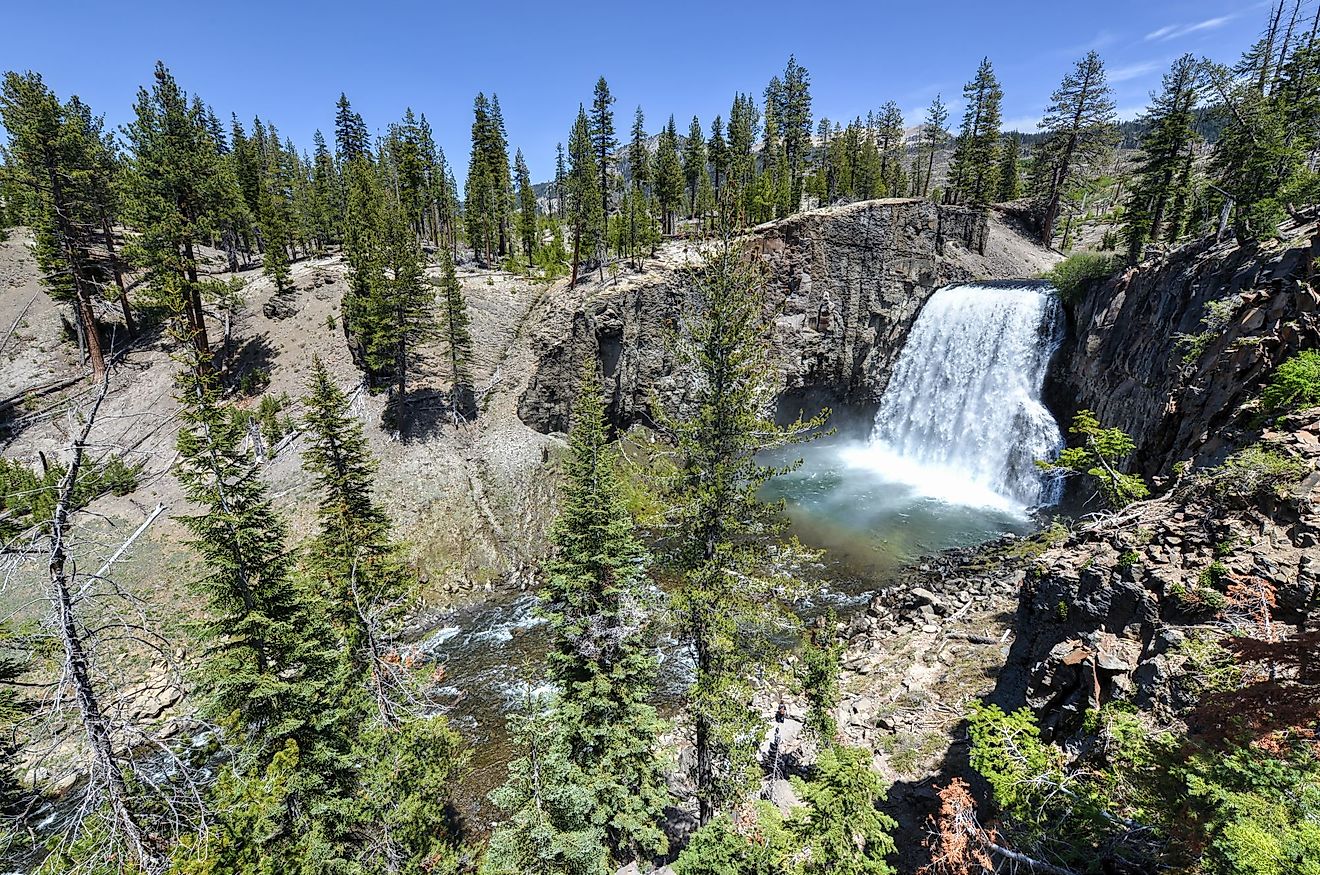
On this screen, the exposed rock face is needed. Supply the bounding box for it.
[1001,410,1320,736]
[518,200,1049,433]
[1057,220,1320,477]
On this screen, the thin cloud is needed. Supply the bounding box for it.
[1145,15,1234,42]
[1001,115,1042,133]
[1108,59,1164,83]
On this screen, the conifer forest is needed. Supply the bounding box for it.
[2,2,1320,873]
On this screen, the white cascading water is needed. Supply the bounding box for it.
[844,282,1064,513]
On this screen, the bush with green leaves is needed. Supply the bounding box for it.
[1037,410,1149,508]
[1187,444,1307,502]
[1262,349,1320,413]
[1043,252,1123,306]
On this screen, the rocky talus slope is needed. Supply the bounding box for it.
[519,200,1059,432]
[1005,410,1320,736]
[1058,216,1320,476]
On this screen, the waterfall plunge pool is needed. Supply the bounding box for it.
[418,280,1066,826]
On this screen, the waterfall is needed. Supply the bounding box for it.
[846,282,1064,512]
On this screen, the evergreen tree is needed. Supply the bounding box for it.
[947,58,1004,208]
[766,56,813,209]
[553,141,568,220]
[682,115,708,218]
[918,93,949,198]
[666,227,824,825]
[0,71,109,379]
[334,92,369,162]
[727,93,761,222]
[567,105,602,285]
[1123,54,1201,261]
[465,93,512,263]
[515,148,537,259]
[628,107,650,195]
[174,357,347,784]
[310,129,339,246]
[875,101,906,197]
[540,369,669,861]
[120,62,222,363]
[1034,51,1118,247]
[590,77,617,222]
[363,196,435,402]
[655,116,685,235]
[788,746,898,874]
[300,357,406,671]
[258,136,293,291]
[708,115,729,198]
[996,132,1022,202]
[482,702,610,875]
[437,252,475,421]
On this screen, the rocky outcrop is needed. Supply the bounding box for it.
[1058,218,1320,477]
[1001,410,1320,735]
[518,200,1054,433]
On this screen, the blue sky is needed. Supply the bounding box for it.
[4,0,1272,181]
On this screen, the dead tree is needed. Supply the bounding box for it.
[3,375,206,872]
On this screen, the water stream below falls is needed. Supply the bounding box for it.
[420,280,1067,826]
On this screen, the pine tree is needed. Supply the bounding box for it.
[876,101,907,197]
[174,357,347,783]
[482,702,611,875]
[363,196,435,403]
[553,141,568,220]
[666,226,825,825]
[590,77,617,222]
[788,746,898,874]
[300,357,407,674]
[258,137,293,291]
[683,115,707,218]
[918,93,949,198]
[515,148,537,259]
[1034,51,1118,247]
[0,72,109,380]
[567,105,602,285]
[768,56,813,209]
[708,115,729,199]
[540,368,669,861]
[996,132,1022,202]
[465,93,511,264]
[437,252,475,421]
[654,116,685,235]
[334,92,369,161]
[310,129,339,246]
[120,62,222,363]
[947,58,1004,208]
[1123,54,1201,261]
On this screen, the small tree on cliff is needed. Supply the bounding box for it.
[1037,409,1149,507]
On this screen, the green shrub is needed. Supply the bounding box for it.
[1037,410,1149,508]
[1262,349,1320,412]
[1189,444,1308,501]
[1043,252,1123,306]
[1118,550,1140,569]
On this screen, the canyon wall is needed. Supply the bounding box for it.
[518,199,1052,433]
[1057,220,1320,477]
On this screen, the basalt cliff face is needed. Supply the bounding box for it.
[1057,218,1320,478]
[517,199,1056,433]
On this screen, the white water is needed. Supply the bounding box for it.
[844,282,1064,513]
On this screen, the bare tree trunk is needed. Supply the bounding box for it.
[47,377,161,873]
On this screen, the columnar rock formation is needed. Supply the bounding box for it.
[1058,219,1320,476]
[518,199,1023,433]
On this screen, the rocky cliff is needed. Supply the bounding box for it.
[1000,410,1320,736]
[518,200,1058,433]
[1057,217,1320,477]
